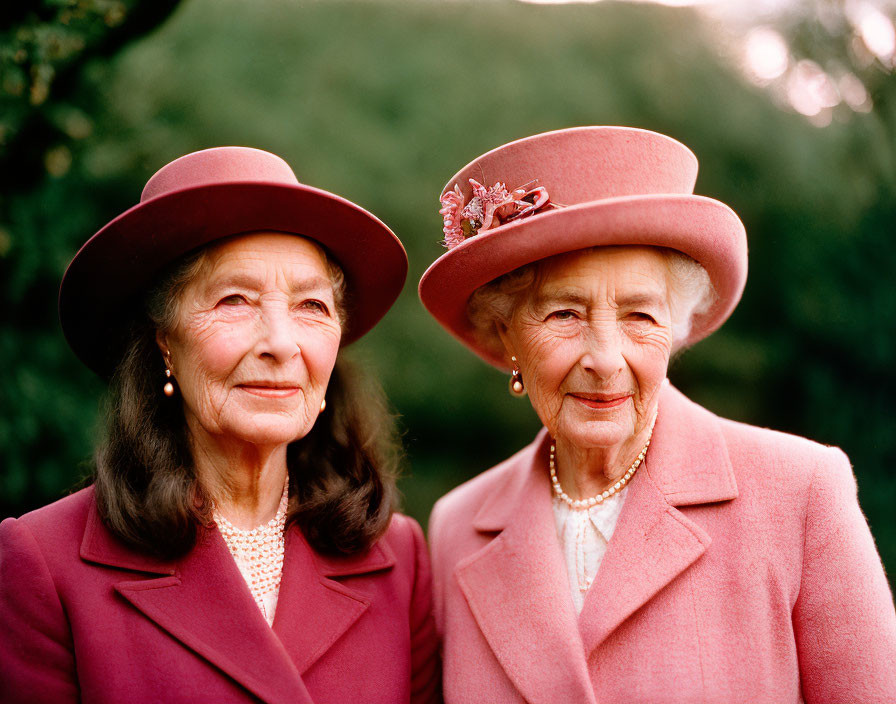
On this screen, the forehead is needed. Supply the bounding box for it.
[199,231,330,281]
[533,246,670,299]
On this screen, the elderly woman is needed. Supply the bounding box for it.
[419,127,896,703]
[0,147,440,703]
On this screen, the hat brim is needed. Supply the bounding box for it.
[60,181,408,378]
[418,193,747,370]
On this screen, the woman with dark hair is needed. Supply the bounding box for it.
[0,147,440,704]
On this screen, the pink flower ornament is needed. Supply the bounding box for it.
[439,178,554,249]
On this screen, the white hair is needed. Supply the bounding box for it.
[466,246,716,356]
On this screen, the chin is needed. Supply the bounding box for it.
[225,414,315,447]
[557,416,634,450]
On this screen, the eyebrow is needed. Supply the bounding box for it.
[615,292,666,309]
[532,288,592,308]
[206,273,333,296]
[533,288,666,309]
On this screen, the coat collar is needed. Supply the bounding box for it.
[460,383,737,699]
[470,383,737,529]
[272,525,396,675]
[79,497,178,575]
[80,493,395,704]
[641,382,738,506]
[458,433,597,704]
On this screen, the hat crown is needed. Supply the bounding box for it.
[442,127,699,207]
[141,146,300,203]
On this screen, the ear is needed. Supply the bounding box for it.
[155,329,171,364]
[494,319,516,368]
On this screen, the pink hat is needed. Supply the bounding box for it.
[418,126,747,370]
[60,147,408,377]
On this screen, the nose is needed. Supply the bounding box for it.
[579,324,625,379]
[255,302,301,364]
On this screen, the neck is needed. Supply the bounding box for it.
[188,423,289,530]
[554,413,656,500]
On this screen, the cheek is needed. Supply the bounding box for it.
[179,317,253,381]
[299,327,341,385]
[514,313,577,359]
[528,342,578,390]
[514,321,578,401]
[623,328,672,386]
[202,335,250,375]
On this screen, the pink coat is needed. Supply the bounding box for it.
[429,384,896,703]
[0,487,440,704]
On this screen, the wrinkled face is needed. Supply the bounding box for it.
[499,246,673,450]
[159,232,342,449]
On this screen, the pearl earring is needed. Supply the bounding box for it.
[319,398,326,412]
[509,356,526,397]
[163,368,175,397]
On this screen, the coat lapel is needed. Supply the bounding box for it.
[108,527,313,704]
[272,526,395,674]
[578,383,738,655]
[455,431,598,704]
[81,498,393,704]
[576,456,712,653]
[81,506,312,704]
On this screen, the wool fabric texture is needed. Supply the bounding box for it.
[428,384,896,704]
[0,487,441,704]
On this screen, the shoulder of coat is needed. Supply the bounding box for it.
[718,416,848,489]
[429,443,533,536]
[14,485,94,539]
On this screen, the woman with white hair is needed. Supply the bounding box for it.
[419,126,896,703]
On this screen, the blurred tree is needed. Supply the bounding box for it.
[1,0,893,584]
[0,0,181,516]
[677,0,896,575]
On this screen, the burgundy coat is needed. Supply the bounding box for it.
[0,487,441,704]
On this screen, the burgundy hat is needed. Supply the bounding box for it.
[418,126,748,370]
[60,147,408,378]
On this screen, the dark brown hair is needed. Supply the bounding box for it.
[93,243,400,560]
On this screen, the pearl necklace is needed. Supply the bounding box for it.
[214,476,289,621]
[549,410,658,510]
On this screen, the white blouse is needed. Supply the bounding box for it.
[552,485,629,614]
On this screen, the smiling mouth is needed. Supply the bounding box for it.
[237,383,301,398]
[568,392,632,409]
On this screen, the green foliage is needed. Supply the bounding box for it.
[2,0,894,583]
[0,0,179,513]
